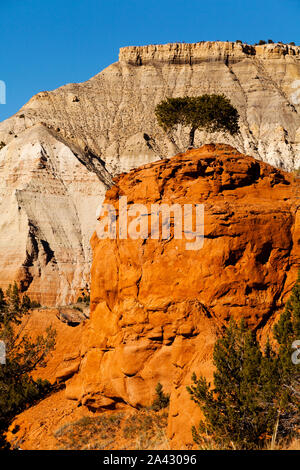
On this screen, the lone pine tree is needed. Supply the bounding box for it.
[151,382,170,411]
[155,94,239,147]
[187,272,300,450]
[0,282,56,449]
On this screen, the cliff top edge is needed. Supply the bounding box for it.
[119,40,300,63]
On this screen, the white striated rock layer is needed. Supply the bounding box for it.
[0,41,299,303]
[0,125,109,304]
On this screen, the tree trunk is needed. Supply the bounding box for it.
[189,127,195,147]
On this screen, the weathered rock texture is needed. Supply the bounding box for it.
[64,144,300,449]
[19,308,84,384]
[0,41,300,303]
[0,125,110,304]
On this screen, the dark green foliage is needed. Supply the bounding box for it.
[29,300,41,309]
[151,383,170,411]
[0,141,6,150]
[187,273,300,450]
[289,42,296,46]
[274,271,300,351]
[258,40,267,45]
[273,271,300,434]
[155,94,239,147]
[268,39,274,44]
[77,291,90,305]
[188,320,280,449]
[0,282,56,448]
[0,283,30,326]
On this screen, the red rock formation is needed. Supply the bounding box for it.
[8,144,299,449]
[15,308,84,384]
[63,144,299,448]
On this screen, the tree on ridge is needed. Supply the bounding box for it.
[155,94,239,147]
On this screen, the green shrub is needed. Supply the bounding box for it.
[29,300,41,309]
[0,282,56,448]
[187,273,300,450]
[54,413,123,450]
[151,383,170,411]
[155,94,239,147]
[77,292,90,305]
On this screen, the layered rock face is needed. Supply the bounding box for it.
[0,124,110,304]
[1,41,300,171]
[0,41,300,303]
[65,144,300,448]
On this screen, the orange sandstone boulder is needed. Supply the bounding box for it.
[65,144,299,449]
[16,308,84,384]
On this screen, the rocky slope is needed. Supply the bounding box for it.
[6,144,300,449]
[0,124,110,304]
[0,41,300,303]
[62,144,299,449]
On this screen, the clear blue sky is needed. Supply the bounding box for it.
[0,0,299,121]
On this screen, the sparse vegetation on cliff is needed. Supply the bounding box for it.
[188,273,300,450]
[77,289,90,305]
[151,383,170,411]
[155,94,239,147]
[0,283,56,449]
[54,410,168,450]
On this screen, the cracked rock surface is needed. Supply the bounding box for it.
[65,144,300,448]
[0,41,300,303]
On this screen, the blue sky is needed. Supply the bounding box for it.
[0,0,299,121]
